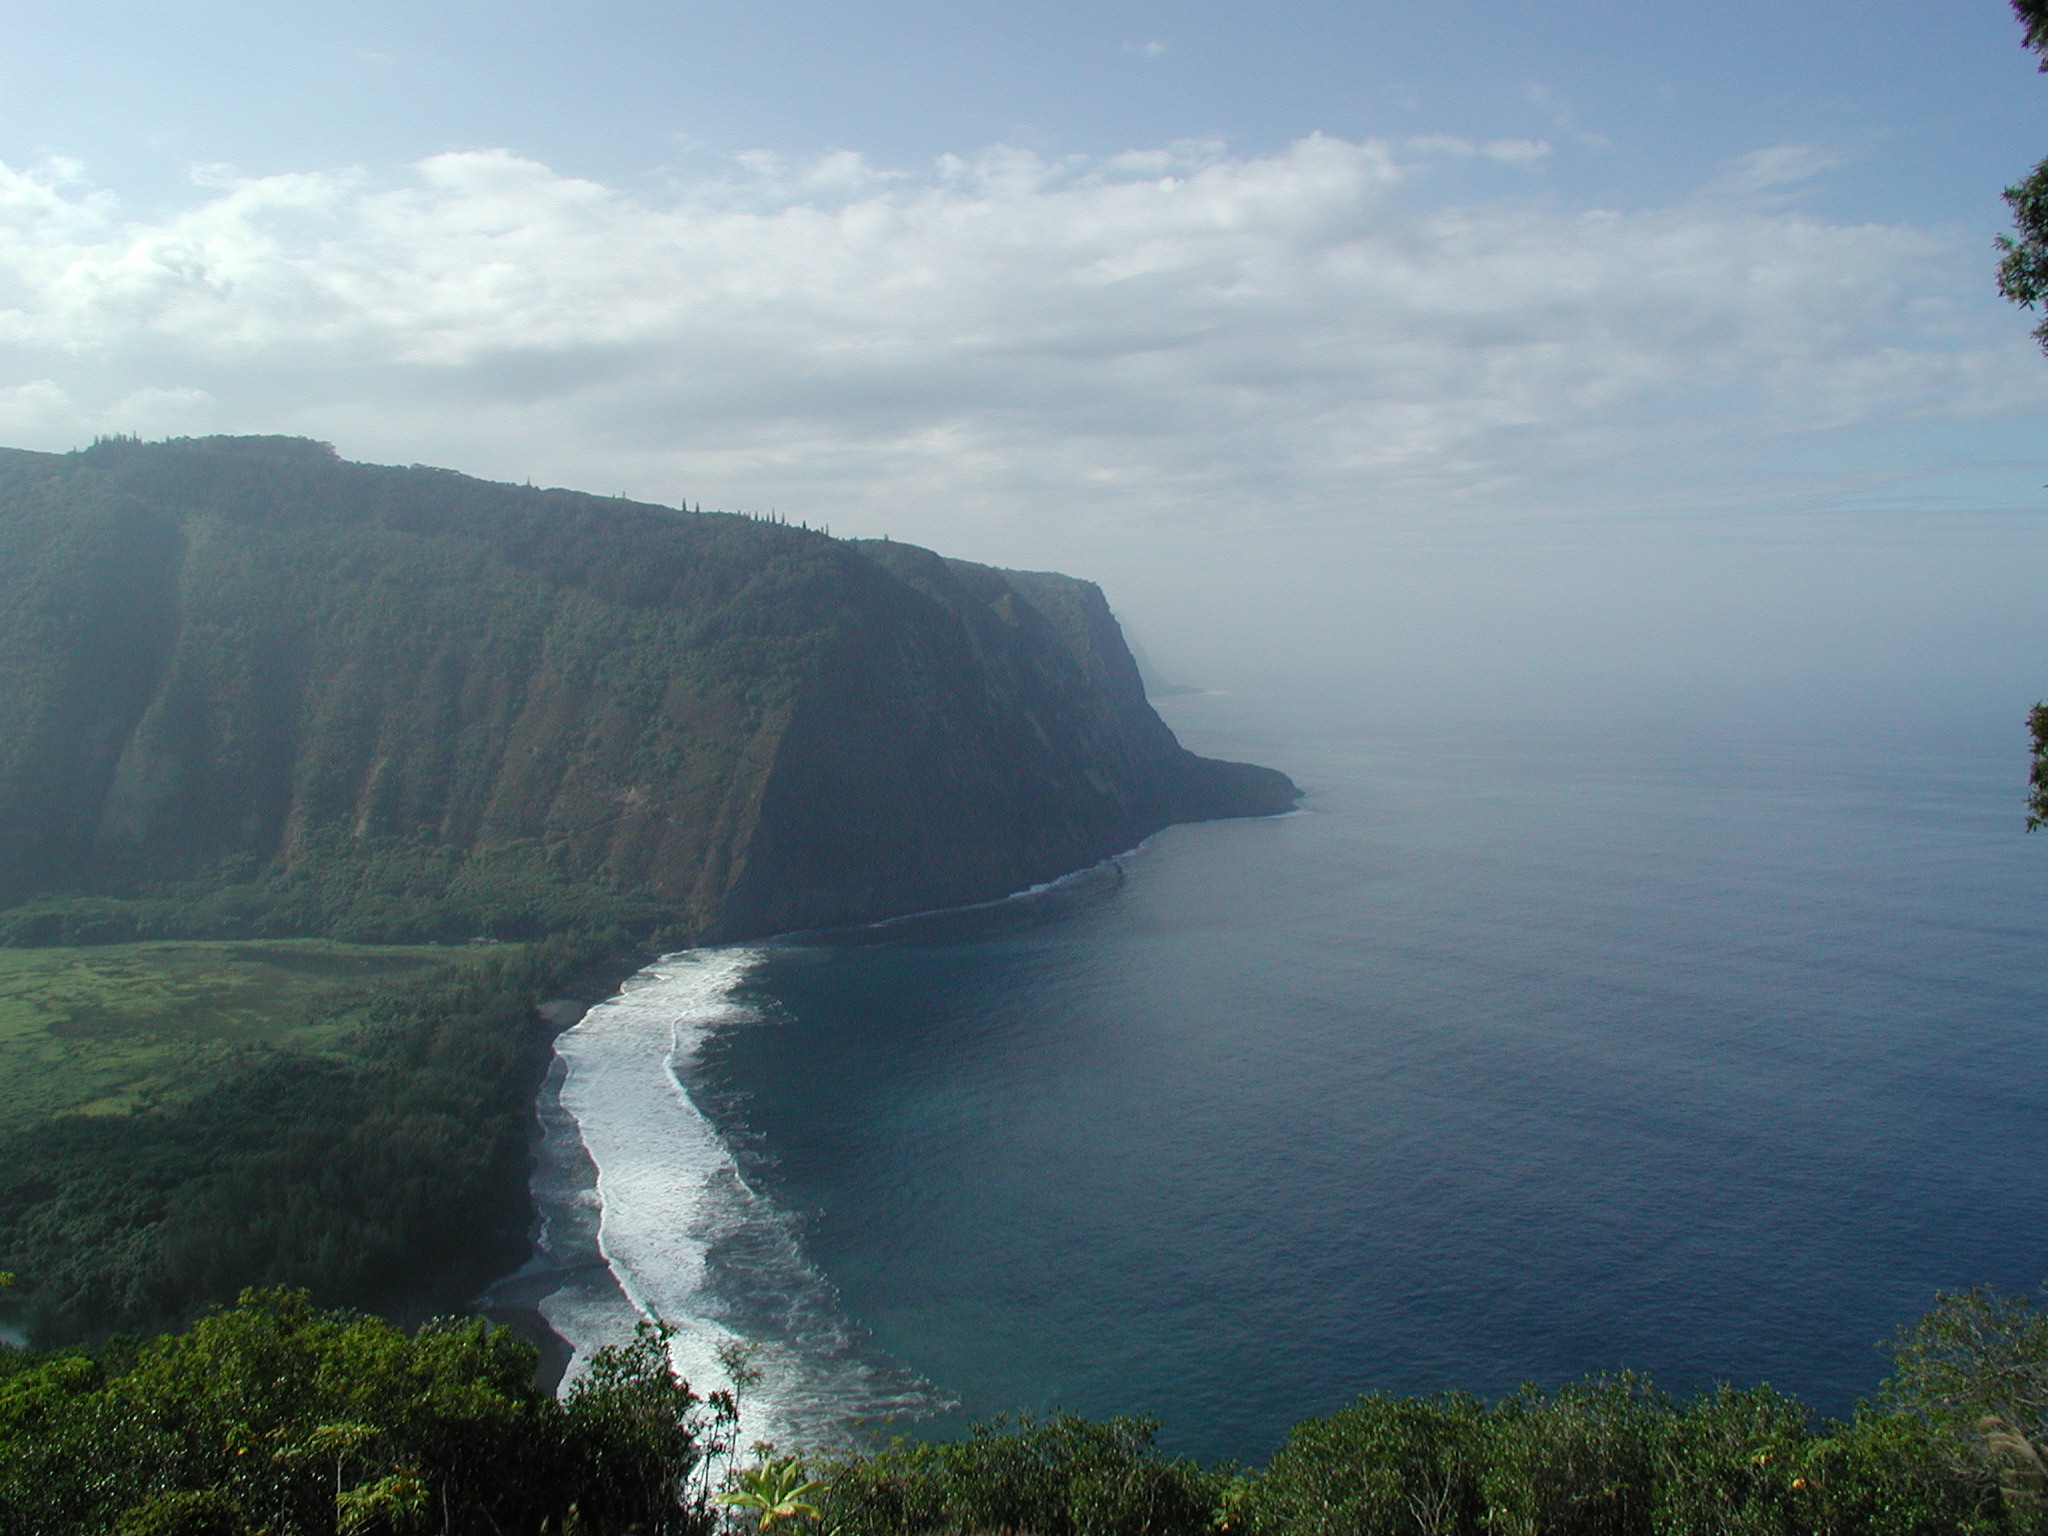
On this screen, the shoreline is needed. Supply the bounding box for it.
[470,803,1307,1395]
[471,950,654,1393]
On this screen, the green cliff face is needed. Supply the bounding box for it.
[0,435,1297,944]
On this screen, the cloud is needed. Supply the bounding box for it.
[1700,144,1850,205]
[0,379,80,439]
[0,133,2035,559]
[1405,135,1552,164]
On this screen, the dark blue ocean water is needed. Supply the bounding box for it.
[576,692,2048,1464]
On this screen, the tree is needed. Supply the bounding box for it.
[2028,704,2048,830]
[0,1289,736,1536]
[2018,0,2048,62]
[561,1319,726,1536]
[1883,1282,2048,1528]
[1999,3,2048,350]
[1998,6,2048,828]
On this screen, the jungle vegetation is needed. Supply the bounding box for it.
[4,1281,2048,1536]
[0,932,621,1346]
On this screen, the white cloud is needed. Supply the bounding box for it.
[0,378,83,438]
[1701,144,1850,205]
[1405,135,1552,164]
[107,384,217,434]
[0,133,2035,559]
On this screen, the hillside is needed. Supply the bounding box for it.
[0,435,1296,946]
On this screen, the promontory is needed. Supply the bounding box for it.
[0,434,1298,947]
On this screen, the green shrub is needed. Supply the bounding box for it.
[1245,1392,1484,1536]
[1651,1383,1810,1536]
[1789,1410,2009,1536]
[1473,1376,1663,1536]
[817,1413,1223,1536]
[0,1290,720,1536]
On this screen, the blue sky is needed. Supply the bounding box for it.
[1,1,2045,715]
[3,0,2039,225]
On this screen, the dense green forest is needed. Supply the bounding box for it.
[3,1282,2044,1535]
[0,933,623,1344]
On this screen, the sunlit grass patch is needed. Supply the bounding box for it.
[0,940,479,1133]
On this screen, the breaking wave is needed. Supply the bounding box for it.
[519,949,939,1449]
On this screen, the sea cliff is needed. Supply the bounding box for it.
[0,434,1296,944]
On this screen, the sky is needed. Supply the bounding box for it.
[1,0,2046,722]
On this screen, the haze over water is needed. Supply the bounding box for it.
[532,687,2048,1464]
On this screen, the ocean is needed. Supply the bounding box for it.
[498,689,2048,1464]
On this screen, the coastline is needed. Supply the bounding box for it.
[472,953,654,1394]
[471,800,1306,1398]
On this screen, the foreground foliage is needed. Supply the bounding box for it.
[0,1291,730,1536]
[11,1285,2048,1536]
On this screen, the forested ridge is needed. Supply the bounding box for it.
[0,433,1294,948]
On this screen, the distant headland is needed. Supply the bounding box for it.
[0,433,1299,949]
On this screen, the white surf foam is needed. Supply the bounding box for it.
[537,948,937,1450]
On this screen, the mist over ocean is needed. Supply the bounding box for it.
[530,688,2048,1464]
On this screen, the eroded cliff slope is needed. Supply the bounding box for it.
[0,435,1295,944]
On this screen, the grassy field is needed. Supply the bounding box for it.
[0,940,481,1135]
